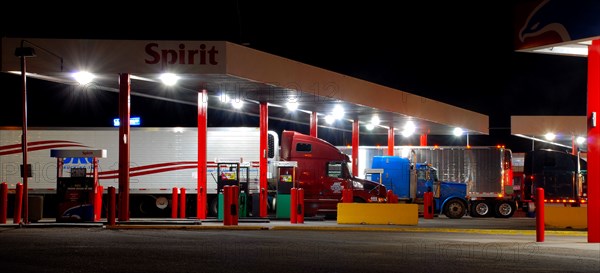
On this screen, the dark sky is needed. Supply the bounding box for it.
[0,1,589,151]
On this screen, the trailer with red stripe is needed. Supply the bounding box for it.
[0,127,277,217]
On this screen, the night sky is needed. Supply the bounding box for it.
[0,1,588,152]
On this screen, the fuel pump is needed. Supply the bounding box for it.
[275,161,297,219]
[51,149,106,222]
[216,160,240,220]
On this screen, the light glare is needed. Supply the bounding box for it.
[72,71,95,85]
[286,101,299,111]
[332,105,345,120]
[159,73,180,86]
[453,127,464,136]
[544,132,556,141]
[325,115,335,124]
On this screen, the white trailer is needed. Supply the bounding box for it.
[0,127,278,217]
[339,145,518,218]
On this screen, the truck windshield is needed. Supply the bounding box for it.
[327,162,350,179]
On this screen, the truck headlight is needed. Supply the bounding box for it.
[352,181,363,190]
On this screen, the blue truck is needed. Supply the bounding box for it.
[371,156,467,219]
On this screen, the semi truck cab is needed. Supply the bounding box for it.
[280,131,387,217]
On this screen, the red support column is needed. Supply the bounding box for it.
[420,134,428,146]
[197,89,208,219]
[310,111,318,137]
[572,136,577,155]
[587,40,600,243]
[118,73,131,221]
[259,102,268,217]
[352,118,359,177]
[387,126,395,156]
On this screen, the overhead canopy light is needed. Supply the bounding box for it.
[159,73,180,86]
[72,71,95,85]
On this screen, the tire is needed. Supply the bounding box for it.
[494,201,516,218]
[470,201,491,217]
[443,199,466,219]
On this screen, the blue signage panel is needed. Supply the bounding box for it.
[113,117,141,126]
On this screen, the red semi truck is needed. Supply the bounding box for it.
[280,131,387,217]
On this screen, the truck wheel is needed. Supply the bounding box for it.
[470,201,491,217]
[494,201,516,218]
[443,199,465,219]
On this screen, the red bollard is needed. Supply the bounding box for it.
[296,188,304,224]
[13,183,23,224]
[386,190,399,203]
[179,187,187,219]
[343,188,353,203]
[423,191,434,219]
[95,185,103,222]
[536,188,545,242]
[0,182,7,224]
[171,187,179,219]
[223,186,232,226]
[108,186,116,226]
[290,188,298,224]
[231,186,239,226]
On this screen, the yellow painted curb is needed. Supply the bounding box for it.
[270,226,588,236]
[337,203,418,225]
[545,206,587,229]
[104,225,269,230]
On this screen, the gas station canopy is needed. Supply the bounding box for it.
[1,38,487,136]
[511,116,587,150]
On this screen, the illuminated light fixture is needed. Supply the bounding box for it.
[544,132,556,141]
[219,93,230,103]
[286,101,299,111]
[371,116,380,126]
[173,127,184,133]
[231,100,244,109]
[324,115,335,124]
[453,127,464,136]
[332,105,345,120]
[159,73,180,86]
[365,123,375,131]
[576,136,586,145]
[401,121,416,137]
[72,71,95,85]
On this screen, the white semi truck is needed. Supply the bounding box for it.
[0,127,277,217]
[1,127,387,218]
